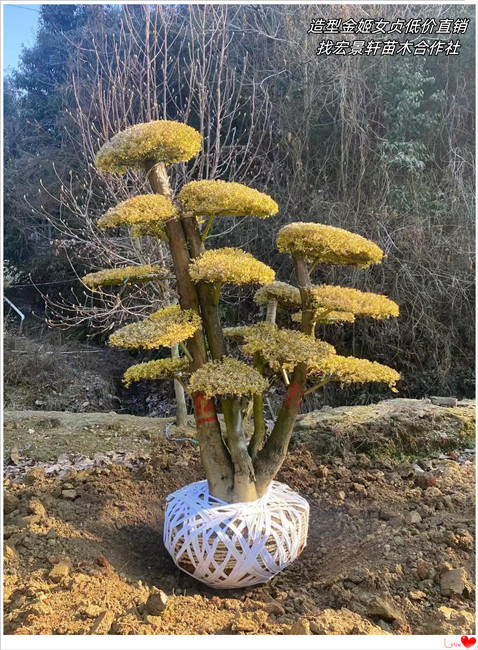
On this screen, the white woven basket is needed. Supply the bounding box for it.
[163,480,309,589]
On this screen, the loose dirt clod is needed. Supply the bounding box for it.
[145,587,168,616]
[48,561,71,583]
[90,611,115,635]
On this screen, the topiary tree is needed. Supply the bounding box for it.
[86,119,400,586]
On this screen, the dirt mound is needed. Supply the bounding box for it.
[4,398,474,467]
[3,332,129,413]
[4,410,178,464]
[295,398,475,458]
[3,435,475,635]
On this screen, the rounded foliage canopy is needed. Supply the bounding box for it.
[178,180,278,218]
[109,305,202,350]
[240,322,335,373]
[254,281,301,309]
[97,194,177,231]
[308,354,400,390]
[189,248,275,287]
[277,222,383,268]
[291,284,399,320]
[95,120,202,173]
[123,357,190,388]
[189,357,268,398]
[82,264,169,289]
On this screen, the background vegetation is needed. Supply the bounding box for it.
[4,3,475,412]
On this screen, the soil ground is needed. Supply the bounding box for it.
[3,400,476,636]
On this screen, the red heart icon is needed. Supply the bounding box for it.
[461,637,476,649]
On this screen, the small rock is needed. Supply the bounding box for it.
[223,599,241,611]
[376,619,392,633]
[4,544,18,564]
[90,611,114,634]
[231,614,258,633]
[366,596,403,622]
[379,507,394,521]
[454,529,474,550]
[16,514,40,529]
[423,606,475,634]
[416,559,432,580]
[145,587,168,616]
[28,499,46,520]
[409,590,426,600]
[46,528,57,539]
[3,492,20,514]
[356,453,372,468]
[49,560,70,583]
[439,562,454,575]
[83,604,103,619]
[444,530,456,547]
[286,618,311,635]
[24,467,46,485]
[396,462,414,478]
[3,525,19,539]
[424,487,442,498]
[352,483,367,496]
[263,600,285,616]
[338,491,346,501]
[61,489,78,501]
[440,568,469,597]
[96,556,109,567]
[316,465,329,478]
[73,471,90,484]
[415,474,438,490]
[405,511,422,525]
[388,515,404,529]
[12,595,27,609]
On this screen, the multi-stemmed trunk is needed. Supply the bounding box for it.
[146,161,311,503]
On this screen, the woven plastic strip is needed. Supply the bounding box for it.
[163,480,309,589]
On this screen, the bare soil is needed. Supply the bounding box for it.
[3,401,476,636]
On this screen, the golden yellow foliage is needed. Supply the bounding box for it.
[189,357,268,398]
[178,180,278,218]
[95,120,202,173]
[272,282,397,321]
[130,217,203,240]
[310,285,399,319]
[308,354,400,390]
[130,222,168,240]
[254,281,301,308]
[240,322,335,374]
[291,310,356,324]
[223,326,251,342]
[277,222,383,268]
[123,357,190,388]
[97,195,176,231]
[82,264,169,289]
[189,248,275,286]
[109,305,201,350]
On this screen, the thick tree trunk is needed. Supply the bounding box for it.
[145,161,233,501]
[222,398,258,502]
[182,215,256,501]
[254,254,314,496]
